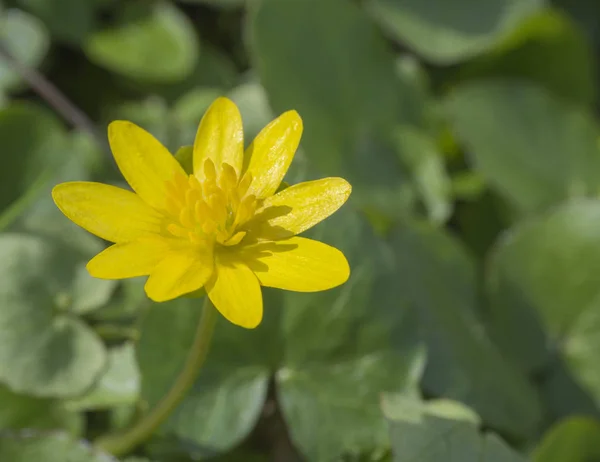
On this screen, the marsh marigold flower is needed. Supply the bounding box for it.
[52,98,351,328]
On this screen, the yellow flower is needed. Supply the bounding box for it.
[52,97,351,328]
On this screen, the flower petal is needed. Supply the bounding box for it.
[247,177,351,240]
[206,255,262,328]
[108,120,186,212]
[52,181,164,243]
[145,246,214,303]
[244,111,302,199]
[193,97,244,179]
[240,237,349,292]
[87,237,171,279]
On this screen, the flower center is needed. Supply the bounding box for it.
[164,158,257,246]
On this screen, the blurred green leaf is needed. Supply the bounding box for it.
[69,264,116,315]
[0,103,66,215]
[137,297,271,458]
[552,0,600,46]
[487,199,600,408]
[276,209,424,461]
[66,342,140,411]
[445,81,600,213]
[137,208,422,460]
[178,0,244,6]
[85,1,199,83]
[0,433,116,462]
[278,348,424,462]
[455,9,597,105]
[383,395,526,461]
[539,356,600,421]
[386,219,542,438]
[250,0,412,218]
[393,126,453,224]
[228,80,273,143]
[106,97,171,148]
[365,0,543,64]
[0,8,49,92]
[394,54,436,129]
[533,416,600,462]
[17,0,95,43]
[107,88,220,155]
[171,87,222,148]
[149,45,238,101]
[89,278,147,323]
[0,385,82,434]
[0,233,106,397]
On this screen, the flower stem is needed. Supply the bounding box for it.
[95,297,218,456]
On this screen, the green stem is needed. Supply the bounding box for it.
[95,297,218,456]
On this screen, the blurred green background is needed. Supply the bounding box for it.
[1,0,600,460]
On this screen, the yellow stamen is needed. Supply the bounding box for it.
[237,172,252,197]
[220,163,238,192]
[164,167,259,246]
[224,231,246,246]
[204,158,217,182]
[167,223,187,238]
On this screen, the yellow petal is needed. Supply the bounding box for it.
[193,97,244,179]
[206,255,262,328]
[87,237,171,279]
[248,177,351,240]
[241,237,349,292]
[52,181,164,243]
[244,111,302,199]
[145,246,214,302]
[108,121,186,212]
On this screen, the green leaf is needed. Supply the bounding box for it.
[365,0,542,64]
[278,349,424,461]
[137,208,423,460]
[227,81,274,144]
[250,0,411,217]
[69,264,117,315]
[178,0,244,7]
[137,297,271,457]
[0,103,66,215]
[171,87,223,149]
[383,396,526,462]
[106,97,171,149]
[66,343,140,411]
[533,416,600,462]
[0,233,106,397]
[0,8,49,92]
[0,432,116,462]
[275,209,424,461]
[454,9,597,106]
[17,0,95,43]
[486,199,600,408]
[386,219,542,438]
[553,0,600,46]
[445,81,600,213]
[0,385,82,434]
[539,356,600,421]
[149,45,237,101]
[89,278,148,323]
[393,126,453,224]
[394,54,435,129]
[85,2,199,83]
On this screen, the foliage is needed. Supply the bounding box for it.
[1,0,600,460]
